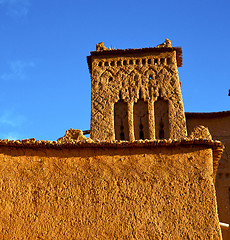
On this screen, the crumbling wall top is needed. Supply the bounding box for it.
[87,39,183,74]
[0,138,223,178]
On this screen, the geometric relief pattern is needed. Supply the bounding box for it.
[91,54,187,140]
[95,65,179,104]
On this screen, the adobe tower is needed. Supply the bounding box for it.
[87,39,187,141]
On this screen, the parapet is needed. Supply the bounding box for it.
[0,137,223,178]
[87,39,183,74]
[0,137,223,239]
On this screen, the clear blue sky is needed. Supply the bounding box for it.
[0,0,229,140]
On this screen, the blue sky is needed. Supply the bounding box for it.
[0,0,229,140]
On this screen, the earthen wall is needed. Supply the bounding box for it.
[0,143,222,239]
[89,49,187,141]
[186,113,230,239]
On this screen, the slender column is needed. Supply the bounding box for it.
[148,100,155,139]
[111,104,116,140]
[128,102,135,141]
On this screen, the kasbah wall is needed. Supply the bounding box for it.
[186,112,230,240]
[0,39,229,239]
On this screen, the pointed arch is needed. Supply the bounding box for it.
[144,68,157,87]
[133,99,149,140]
[114,100,129,140]
[98,70,115,88]
[144,67,158,76]
[154,98,169,139]
[99,69,115,79]
[117,68,133,76]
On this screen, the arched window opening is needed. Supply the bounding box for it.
[134,99,149,140]
[114,100,129,140]
[159,119,164,139]
[154,98,169,139]
[139,119,144,140]
[120,120,125,140]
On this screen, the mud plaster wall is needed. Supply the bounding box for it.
[187,115,230,239]
[0,145,221,239]
[90,50,187,141]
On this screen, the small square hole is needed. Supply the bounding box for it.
[117,61,121,66]
[149,75,153,80]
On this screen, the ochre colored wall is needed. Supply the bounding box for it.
[89,49,187,141]
[0,145,221,239]
[186,115,230,239]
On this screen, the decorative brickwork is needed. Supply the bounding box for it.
[0,40,226,239]
[88,40,187,141]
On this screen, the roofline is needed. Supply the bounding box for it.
[185,110,230,119]
[0,138,223,178]
[87,46,182,74]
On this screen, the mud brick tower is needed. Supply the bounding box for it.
[87,39,187,141]
[0,39,225,239]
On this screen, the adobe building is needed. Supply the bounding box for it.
[186,111,230,240]
[0,40,227,239]
[87,40,187,141]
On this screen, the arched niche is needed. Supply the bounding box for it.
[154,98,169,139]
[114,100,129,140]
[133,99,149,140]
[99,69,114,86]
